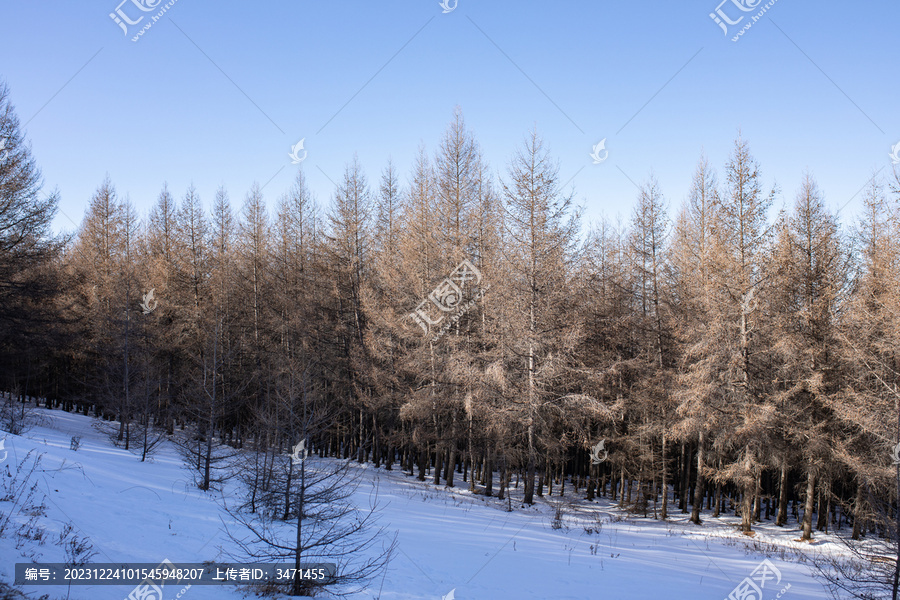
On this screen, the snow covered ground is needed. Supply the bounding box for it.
[0,406,839,599]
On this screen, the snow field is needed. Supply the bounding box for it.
[0,407,836,599]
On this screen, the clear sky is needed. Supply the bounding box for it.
[1,1,898,236]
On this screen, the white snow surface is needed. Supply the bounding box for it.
[0,406,840,599]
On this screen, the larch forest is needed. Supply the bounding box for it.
[1,78,900,597]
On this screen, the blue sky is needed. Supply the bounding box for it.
[1,1,897,235]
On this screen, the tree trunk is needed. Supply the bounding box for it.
[433,447,443,485]
[484,451,493,497]
[800,469,816,542]
[445,447,455,487]
[816,486,828,531]
[690,432,705,524]
[284,460,293,521]
[741,488,753,535]
[467,417,475,492]
[754,473,762,523]
[292,454,306,596]
[417,447,427,482]
[713,482,721,518]
[372,413,380,468]
[776,456,789,526]
[661,433,668,520]
[680,443,690,513]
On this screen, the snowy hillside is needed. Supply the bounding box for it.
[0,405,840,599]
